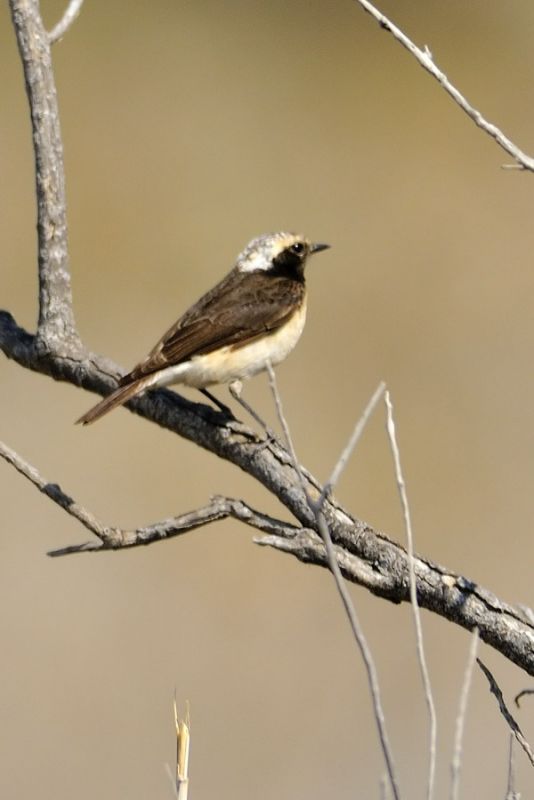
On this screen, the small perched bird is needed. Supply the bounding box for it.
[77,232,330,425]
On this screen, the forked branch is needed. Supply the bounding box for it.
[0,440,300,557]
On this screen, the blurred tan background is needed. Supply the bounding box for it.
[2,1,534,797]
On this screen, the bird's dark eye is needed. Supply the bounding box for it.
[290,242,305,255]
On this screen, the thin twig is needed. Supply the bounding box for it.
[505,733,519,800]
[353,0,534,171]
[0,439,112,543]
[319,381,386,505]
[450,628,479,800]
[313,510,400,800]
[0,439,300,556]
[505,733,516,800]
[267,363,401,800]
[477,659,534,767]
[385,392,437,800]
[515,688,534,708]
[48,0,85,43]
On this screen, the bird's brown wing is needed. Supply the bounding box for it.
[122,272,305,384]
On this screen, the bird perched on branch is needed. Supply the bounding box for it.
[77,231,330,425]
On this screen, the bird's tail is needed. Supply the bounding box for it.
[76,377,150,425]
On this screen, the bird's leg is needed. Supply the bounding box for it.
[199,388,235,419]
[228,380,279,445]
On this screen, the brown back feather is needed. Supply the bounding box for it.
[123,271,305,383]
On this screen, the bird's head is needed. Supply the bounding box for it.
[236,232,330,280]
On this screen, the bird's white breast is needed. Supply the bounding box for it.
[149,298,307,390]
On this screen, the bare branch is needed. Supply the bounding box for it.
[477,659,534,767]
[0,439,299,557]
[48,0,84,44]
[354,0,534,171]
[0,439,111,543]
[385,391,437,800]
[8,0,81,351]
[267,364,401,800]
[450,629,479,800]
[255,527,398,591]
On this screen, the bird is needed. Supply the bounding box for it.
[76,231,330,425]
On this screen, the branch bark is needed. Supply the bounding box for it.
[3,0,534,680]
[9,0,81,352]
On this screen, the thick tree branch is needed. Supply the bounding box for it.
[257,528,534,677]
[9,0,81,351]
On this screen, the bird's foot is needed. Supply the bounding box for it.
[199,388,236,422]
[228,380,282,448]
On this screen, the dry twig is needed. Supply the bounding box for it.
[267,365,400,800]
[353,0,534,171]
[450,629,479,800]
[385,391,436,800]
[505,733,519,800]
[0,439,301,557]
[48,0,84,43]
[477,659,534,767]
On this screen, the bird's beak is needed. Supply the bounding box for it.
[310,242,330,254]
